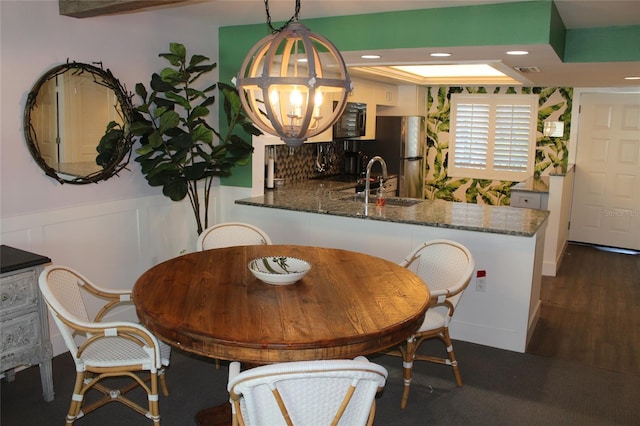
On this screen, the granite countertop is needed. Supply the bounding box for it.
[237,181,550,237]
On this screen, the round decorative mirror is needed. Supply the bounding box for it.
[23,62,134,184]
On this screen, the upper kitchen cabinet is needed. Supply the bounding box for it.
[346,78,377,140]
[377,85,427,117]
[375,83,398,107]
[307,78,400,143]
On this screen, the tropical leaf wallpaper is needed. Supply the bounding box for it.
[425,86,572,205]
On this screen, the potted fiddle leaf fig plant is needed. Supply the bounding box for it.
[131,43,261,235]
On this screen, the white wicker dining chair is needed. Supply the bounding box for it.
[197,222,272,251]
[388,239,475,409]
[227,357,388,426]
[38,265,171,425]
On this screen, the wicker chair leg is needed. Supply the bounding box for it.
[148,373,161,425]
[159,368,169,396]
[443,328,463,386]
[401,336,418,409]
[66,372,86,425]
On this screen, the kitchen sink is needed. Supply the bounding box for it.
[339,195,424,207]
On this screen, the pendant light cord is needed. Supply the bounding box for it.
[264,0,300,33]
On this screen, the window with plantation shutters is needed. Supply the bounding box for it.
[450,94,537,181]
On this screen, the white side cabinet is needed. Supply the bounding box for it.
[510,191,548,209]
[1,245,54,402]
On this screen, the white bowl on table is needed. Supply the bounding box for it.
[248,256,311,285]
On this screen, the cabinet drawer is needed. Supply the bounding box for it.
[1,311,43,361]
[1,270,39,318]
[511,192,542,209]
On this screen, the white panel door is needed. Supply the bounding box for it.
[63,71,119,163]
[570,93,640,250]
[32,77,58,165]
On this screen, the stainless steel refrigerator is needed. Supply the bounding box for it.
[363,116,426,198]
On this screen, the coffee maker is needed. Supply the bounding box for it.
[343,140,367,176]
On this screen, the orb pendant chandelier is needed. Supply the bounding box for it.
[236,1,353,147]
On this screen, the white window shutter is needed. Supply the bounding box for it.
[453,103,490,169]
[494,104,532,172]
[450,94,537,181]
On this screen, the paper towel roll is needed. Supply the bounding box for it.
[266,158,275,188]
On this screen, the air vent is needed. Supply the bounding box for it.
[513,66,540,73]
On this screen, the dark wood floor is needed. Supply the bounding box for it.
[526,243,640,376]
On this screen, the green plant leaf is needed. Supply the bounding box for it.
[240,121,263,136]
[169,42,186,60]
[191,124,213,144]
[135,83,148,101]
[153,96,176,109]
[189,105,209,121]
[139,155,167,174]
[159,110,180,133]
[199,95,215,109]
[163,178,188,201]
[152,106,168,120]
[187,64,217,75]
[189,54,209,67]
[159,53,182,67]
[150,73,177,93]
[184,162,207,180]
[169,132,193,150]
[161,67,188,85]
[96,122,123,167]
[135,143,154,156]
[149,131,164,149]
[165,91,190,110]
[130,120,152,136]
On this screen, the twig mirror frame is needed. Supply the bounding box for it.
[23,61,134,184]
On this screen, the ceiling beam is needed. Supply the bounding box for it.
[59,0,189,18]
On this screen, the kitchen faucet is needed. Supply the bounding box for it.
[365,156,388,207]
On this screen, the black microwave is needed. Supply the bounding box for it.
[333,101,367,139]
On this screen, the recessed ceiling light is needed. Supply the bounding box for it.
[430,52,451,57]
[506,50,529,55]
[624,76,640,80]
[391,64,507,78]
[361,54,381,59]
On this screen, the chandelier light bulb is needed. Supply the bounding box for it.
[290,86,303,118]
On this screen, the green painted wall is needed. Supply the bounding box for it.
[565,26,640,62]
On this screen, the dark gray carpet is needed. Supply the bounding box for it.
[2,340,639,425]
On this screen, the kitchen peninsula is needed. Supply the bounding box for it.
[231,181,549,353]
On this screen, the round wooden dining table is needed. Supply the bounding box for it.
[133,244,430,425]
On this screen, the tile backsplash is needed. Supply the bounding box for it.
[266,142,347,183]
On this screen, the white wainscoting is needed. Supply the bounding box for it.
[1,187,251,356]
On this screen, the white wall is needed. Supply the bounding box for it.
[0,1,240,356]
[0,1,224,249]
[1,1,222,218]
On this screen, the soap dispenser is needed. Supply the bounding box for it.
[375,176,386,207]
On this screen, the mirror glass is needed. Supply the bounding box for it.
[23,62,134,184]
